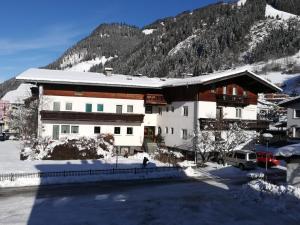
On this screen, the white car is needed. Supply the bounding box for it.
[224,150,257,170]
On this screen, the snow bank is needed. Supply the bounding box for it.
[274,143,300,157]
[142,29,155,35]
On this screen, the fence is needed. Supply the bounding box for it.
[0,166,182,182]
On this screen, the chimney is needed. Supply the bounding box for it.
[104,67,113,76]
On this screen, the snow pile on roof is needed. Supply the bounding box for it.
[65,56,114,72]
[274,143,300,157]
[1,83,34,104]
[265,4,298,20]
[142,29,155,35]
[16,67,281,91]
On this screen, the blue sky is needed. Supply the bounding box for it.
[0,0,222,82]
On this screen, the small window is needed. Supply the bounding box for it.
[236,153,245,159]
[243,91,248,96]
[232,86,237,96]
[71,126,79,134]
[236,108,242,118]
[85,103,92,112]
[145,106,152,114]
[171,106,175,112]
[65,102,72,111]
[94,126,101,134]
[165,127,168,134]
[127,105,133,113]
[182,129,188,140]
[166,106,169,112]
[158,126,162,135]
[171,127,174,134]
[53,102,60,111]
[211,85,216,93]
[61,125,70,134]
[295,110,300,118]
[114,127,121,134]
[97,104,104,112]
[183,106,188,117]
[116,105,122,114]
[127,127,133,135]
[158,107,162,115]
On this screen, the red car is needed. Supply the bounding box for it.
[256,151,280,167]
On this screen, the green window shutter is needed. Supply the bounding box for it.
[97,104,104,112]
[85,104,92,112]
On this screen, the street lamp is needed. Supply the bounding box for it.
[262,133,273,178]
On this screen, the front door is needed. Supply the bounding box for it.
[144,126,155,142]
[52,125,60,140]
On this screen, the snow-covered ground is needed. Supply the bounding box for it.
[1,178,300,225]
[64,56,115,72]
[265,4,298,20]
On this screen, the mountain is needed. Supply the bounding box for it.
[45,0,300,78]
[1,0,300,97]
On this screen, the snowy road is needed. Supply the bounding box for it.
[1,179,300,225]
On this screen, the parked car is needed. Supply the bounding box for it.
[224,150,257,170]
[0,133,5,141]
[256,151,280,167]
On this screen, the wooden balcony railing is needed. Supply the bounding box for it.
[216,94,250,107]
[144,94,167,105]
[199,118,269,131]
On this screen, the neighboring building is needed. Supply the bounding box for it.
[262,93,290,104]
[0,100,9,132]
[16,68,281,154]
[278,96,300,139]
[1,83,34,132]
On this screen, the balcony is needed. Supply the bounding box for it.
[144,94,167,105]
[40,111,144,123]
[199,118,269,131]
[216,94,250,107]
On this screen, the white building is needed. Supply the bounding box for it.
[16,68,281,154]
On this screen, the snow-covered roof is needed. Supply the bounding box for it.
[1,83,34,104]
[274,143,300,157]
[16,68,281,92]
[278,95,300,107]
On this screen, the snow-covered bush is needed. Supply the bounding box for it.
[154,148,184,165]
[20,134,114,160]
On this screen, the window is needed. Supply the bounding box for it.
[116,105,123,114]
[183,106,188,117]
[94,126,101,134]
[85,103,92,112]
[223,86,227,95]
[165,127,168,134]
[53,102,60,111]
[232,86,237,96]
[182,129,188,140]
[243,90,248,96]
[171,127,174,134]
[145,106,152,114]
[71,126,79,134]
[158,107,162,115]
[211,84,216,93]
[127,127,133,135]
[114,127,121,134]
[158,126,162,135]
[127,105,133,113]
[61,125,70,134]
[166,106,169,112]
[97,104,104,112]
[236,108,242,118]
[171,106,175,112]
[65,102,72,111]
[236,153,245,159]
[295,110,300,118]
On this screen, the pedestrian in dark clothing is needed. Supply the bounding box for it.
[143,157,149,168]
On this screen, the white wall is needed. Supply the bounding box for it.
[222,104,257,120]
[42,121,143,147]
[157,102,195,150]
[41,95,145,114]
[198,101,216,119]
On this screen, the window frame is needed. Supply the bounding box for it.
[294,110,300,118]
[183,106,188,117]
[127,105,134,113]
[171,127,174,134]
[61,125,70,134]
[158,107,162,115]
[145,106,153,114]
[85,103,92,112]
[182,129,188,140]
[97,104,104,112]
[116,105,123,114]
[114,127,121,135]
[165,127,168,134]
[71,125,79,134]
[94,126,101,134]
[53,102,61,111]
[236,108,242,118]
[126,127,133,135]
[65,102,72,111]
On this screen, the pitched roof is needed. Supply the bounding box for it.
[16,68,282,92]
[278,95,300,107]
